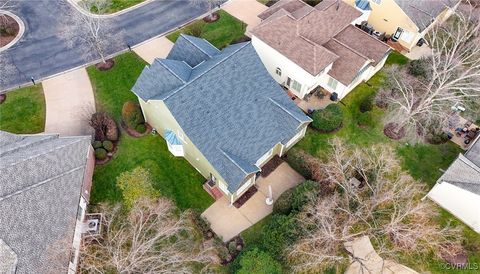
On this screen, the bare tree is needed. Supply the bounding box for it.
[383,9,480,141]
[60,0,124,65]
[287,139,462,272]
[80,198,214,273]
[190,0,223,21]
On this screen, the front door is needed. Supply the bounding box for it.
[286,77,292,87]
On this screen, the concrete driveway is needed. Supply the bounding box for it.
[202,162,304,241]
[133,36,174,64]
[43,68,95,136]
[221,0,268,35]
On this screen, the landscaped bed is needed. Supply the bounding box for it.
[0,85,45,134]
[87,51,213,211]
[0,13,19,47]
[167,10,247,49]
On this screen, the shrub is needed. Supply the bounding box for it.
[94,148,107,160]
[135,123,146,134]
[187,21,206,37]
[92,140,102,149]
[116,167,160,208]
[122,101,145,129]
[426,132,449,144]
[236,248,282,274]
[228,241,237,254]
[273,180,321,215]
[284,149,311,179]
[90,112,118,141]
[102,140,114,152]
[357,111,374,127]
[359,94,374,113]
[311,104,343,132]
[261,214,300,257]
[408,58,430,78]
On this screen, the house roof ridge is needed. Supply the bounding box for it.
[0,138,88,168]
[0,165,85,202]
[180,34,220,57]
[156,59,191,83]
[220,149,250,175]
[268,97,305,123]
[331,37,370,61]
[163,42,251,101]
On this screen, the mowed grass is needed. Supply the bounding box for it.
[0,85,45,134]
[167,10,246,49]
[88,52,213,211]
[107,0,144,13]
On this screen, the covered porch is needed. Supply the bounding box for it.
[201,162,304,241]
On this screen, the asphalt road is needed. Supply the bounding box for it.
[0,0,214,92]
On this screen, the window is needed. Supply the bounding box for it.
[327,77,338,90]
[372,0,381,4]
[393,27,403,41]
[177,130,186,143]
[275,67,282,76]
[292,80,302,92]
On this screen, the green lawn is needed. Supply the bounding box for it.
[167,10,246,49]
[0,85,45,134]
[107,0,144,13]
[88,52,213,211]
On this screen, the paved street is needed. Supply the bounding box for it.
[0,0,216,92]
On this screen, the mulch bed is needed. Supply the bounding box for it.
[203,12,219,23]
[221,236,244,265]
[383,122,406,140]
[261,155,283,177]
[95,59,115,71]
[265,0,277,7]
[0,94,6,104]
[94,142,118,166]
[121,122,152,138]
[233,185,258,208]
[0,14,20,47]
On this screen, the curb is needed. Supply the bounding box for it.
[0,11,25,53]
[65,0,156,18]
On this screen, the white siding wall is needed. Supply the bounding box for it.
[252,36,326,98]
[68,197,87,274]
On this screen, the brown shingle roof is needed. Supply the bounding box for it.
[335,25,390,65]
[252,0,390,84]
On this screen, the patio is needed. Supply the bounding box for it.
[286,87,333,113]
[444,113,479,150]
[201,162,304,241]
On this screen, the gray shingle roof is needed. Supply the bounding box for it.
[394,0,458,31]
[0,239,17,274]
[167,34,220,67]
[0,131,92,274]
[132,36,311,192]
[465,135,480,167]
[437,154,480,195]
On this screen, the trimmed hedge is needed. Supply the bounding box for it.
[311,104,343,132]
[135,123,146,134]
[122,101,145,129]
[273,180,321,215]
[92,140,102,149]
[236,248,282,274]
[94,148,107,160]
[103,140,114,152]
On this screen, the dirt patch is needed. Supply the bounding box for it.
[261,155,283,177]
[203,12,219,23]
[384,122,406,140]
[95,59,115,71]
[0,94,6,104]
[233,186,258,208]
[121,122,152,138]
[0,14,19,47]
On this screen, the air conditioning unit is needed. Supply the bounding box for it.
[83,213,102,236]
[86,219,99,233]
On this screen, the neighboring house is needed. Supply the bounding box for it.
[343,0,460,51]
[251,0,391,100]
[131,34,312,205]
[426,135,480,233]
[0,131,94,274]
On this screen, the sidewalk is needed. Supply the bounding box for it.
[43,68,95,136]
[133,36,174,64]
[221,0,268,36]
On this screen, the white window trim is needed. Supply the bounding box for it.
[275,67,282,76]
[176,130,186,144]
[328,76,338,90]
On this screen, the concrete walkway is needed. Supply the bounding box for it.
[43,68,95,136]
[133,36,174,64]
[221,0,268,36]
[344,236,419,274]
[202,162,304,241]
